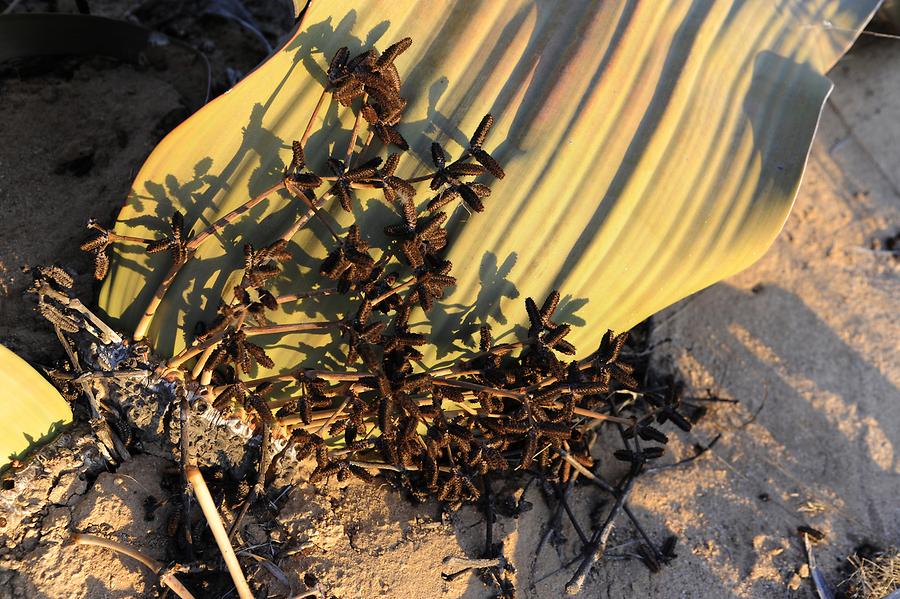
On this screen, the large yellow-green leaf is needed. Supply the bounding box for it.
[0,344,71,468]
[99,0,877,374]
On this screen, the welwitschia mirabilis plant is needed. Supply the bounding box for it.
[98,0,878,375]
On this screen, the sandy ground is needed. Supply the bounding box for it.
[0,7,898,599]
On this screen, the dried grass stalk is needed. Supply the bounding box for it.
[184,465,253,599]
[71,533,196,599]
[846,548,900,599]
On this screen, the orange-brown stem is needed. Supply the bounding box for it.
[191,345,217,380]
[406,172,437,183]
[276,288,338,304]
[301,88,329,147]
[353,130,375,168]
[431,377,523,400]
[211,369,370,396]
[370,276,416,307]
[88,222,155,245]
[164,330,228,372]
[344,93,367,165]
[429,377,632,425]
[134,260,185,341]
[185,466,253,599]
[313,396,350,436]
[317,178,379,189]
[195,312,246,382]
[279,190,333,242]
[242,320,341,337]
[188,181,287,250]
[289,188,342,241]
[110,233,155,245]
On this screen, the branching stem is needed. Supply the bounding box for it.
[134,181,287,340]
[189,182,288,250]
[293,189,342,241]
[279,190,334,242]
[164,330,228,373]
[566,475,635,595]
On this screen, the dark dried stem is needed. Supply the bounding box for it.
[566,475,635,595]
[561,449,663,562]
[483,476,495,557]
[37,280,121,343]
[534,474,575,563]
[558,477,589,546]
[53,325,98,418]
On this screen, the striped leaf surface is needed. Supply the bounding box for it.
[99,0,876,375]
[0,344,71,468]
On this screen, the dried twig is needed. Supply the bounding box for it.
[185,466,253,599]
[71,533,196,599]
[565,475,635,595]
